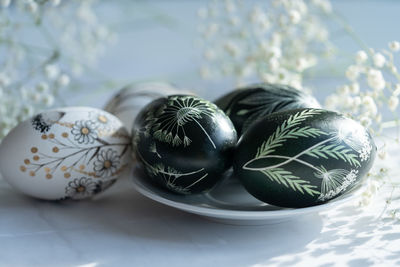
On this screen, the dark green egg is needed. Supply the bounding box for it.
[133,95,237,194]
[233,108,376,208]
[215,83,320,136]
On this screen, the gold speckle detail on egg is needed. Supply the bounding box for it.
[0,107,132,200]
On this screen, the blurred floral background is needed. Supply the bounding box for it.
[1,0,400,219]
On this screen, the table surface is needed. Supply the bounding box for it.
[2,1,400,266]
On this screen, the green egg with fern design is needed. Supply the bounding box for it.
[133,95,237,195]
[214,83,320,136]
[233,108,376,208]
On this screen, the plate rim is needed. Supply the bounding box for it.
[131,170,365,220]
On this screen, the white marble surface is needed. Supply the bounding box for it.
[1,156,399,267]
[1,1,400,266]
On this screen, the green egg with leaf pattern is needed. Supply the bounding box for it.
[215,83,320,136]
[233,108,376,208]
[133,95,237,195]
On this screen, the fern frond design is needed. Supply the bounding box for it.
[255,109,327,158]
[261,168,320,196]
[305,144,361,167]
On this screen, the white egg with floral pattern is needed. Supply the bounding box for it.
[0,106,131,200]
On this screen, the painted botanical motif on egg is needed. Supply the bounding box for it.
[11,109,130,199]
[133,95,237,195]
[242,109,373,202]
[0,107,131,200]
[148,96,217,148]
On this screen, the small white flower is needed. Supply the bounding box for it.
[57,74,70,87]
[355,50,368,64]
[295,58,308,71]
[269,57,280,71]
[288,9,301,24]
[36,82,49,93]
[378,149,387,160]
[31,92,41,103]
[360,116,372,127]
[42,94,55,107]
[20,105,34,118]
[26,0,38,14]
[373,53,386,68]
[367,69,385,91]
[340,85,351,95]
[349,82,360,94]
[362,95,378,115]
[389,41,400,52]
[345,65,360,81]
[44,64,60,79]
[353,96,361,107]
[0,73,10,87]
[389,65,398,74]
[388,95,399,111]
[224,41,240,58]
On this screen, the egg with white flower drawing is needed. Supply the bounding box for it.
[0,107,131,200]
[133,95,237,195]
[215,83,321,136]
[233,108,376,208]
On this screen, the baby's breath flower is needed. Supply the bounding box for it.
[44,64,60,80]
[199,0,332,87]
[0,73,10,87]
[367,69,385,91]
[362,95,378,115]
[36,82,49,93]
[288,9,301,24]
[41,94,55,107]
[345,65,360,81]
[25,0,38,14]
[373,53,386,68]
[349,82,360,94]
[57,74,70,87]
[389,41,400,52]
[355,50,368,64]
[388,95,399,111]
[360,116,371,127]
[378,149,387,160]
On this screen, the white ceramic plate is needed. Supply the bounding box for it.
[131,167,365,225]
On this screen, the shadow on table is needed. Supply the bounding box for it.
[2,175,398,267]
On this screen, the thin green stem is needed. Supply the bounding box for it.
[244,136,336,171]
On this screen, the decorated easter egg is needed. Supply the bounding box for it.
[133,95,237,194]
[104,82,191,130]
[233,108,376,208]
[215,83,320,135]
[0,107,131,200]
